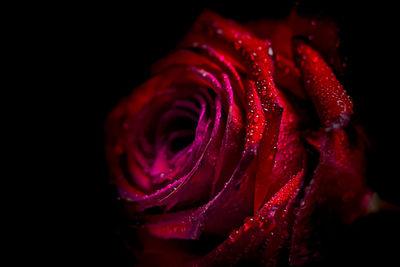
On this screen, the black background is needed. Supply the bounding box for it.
[65,2,400,266]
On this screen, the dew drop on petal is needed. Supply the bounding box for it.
[268,47,274,56]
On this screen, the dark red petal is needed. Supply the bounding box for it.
[293,40,353,129]
[290,127,371,265]
[189,167,305,266]
[254,89,305,212]
[274,53,306,99]
[210,74,245,197]
[252,98,282,212]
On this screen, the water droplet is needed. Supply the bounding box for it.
[268,47,274,56]
[229,230,240,242]
[312,56,318,63]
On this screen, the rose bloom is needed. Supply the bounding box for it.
[105,11,373,266]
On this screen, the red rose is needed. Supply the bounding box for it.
[105,11,372,266]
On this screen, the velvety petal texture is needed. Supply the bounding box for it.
[105,10,370,266]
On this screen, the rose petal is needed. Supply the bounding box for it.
[190,167,305,266]
[254,89,305,212]
[210,73,245,197]
[293,40,353,130]
[289,127,370,265]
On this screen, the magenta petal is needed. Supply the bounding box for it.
[142,150,255,240]
[145,208,202,240]
[210,74,245,197]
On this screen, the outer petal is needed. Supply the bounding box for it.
[254,89,305,212]
[293,40,353,130]
[189,167,306,266]
[289,127,371,266]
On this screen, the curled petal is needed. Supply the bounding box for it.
[293,40,353,130]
